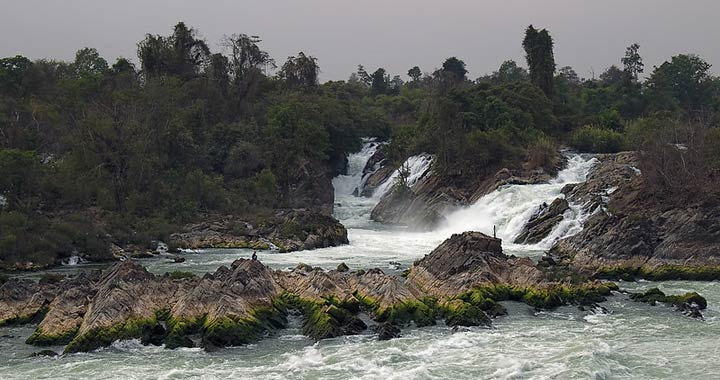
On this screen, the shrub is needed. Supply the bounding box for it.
[569,125,626,153]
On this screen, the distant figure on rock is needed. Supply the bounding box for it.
[251,251,257,261]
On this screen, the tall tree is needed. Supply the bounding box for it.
[621,43,644,82]
[279,52,320,89]
[370,68,389,95]
[223,34,275,80]
[523,25,556,97]
[440,57,467,81]
[407,66,422,82]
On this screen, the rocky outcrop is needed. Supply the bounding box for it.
[406,232,544,298]
[170,209,348,252]
[514,198,570,244]
[0,230,630,353]
[548,152,720,280]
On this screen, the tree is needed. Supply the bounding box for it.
[646,54,713,112]
[370,68,389,95]
[523,25,556,97]
[600,65,624,86]
[440,57,467,81]
[407,66,422,82]
[73,48,108,77]
[279,52,320,88]
[223,34,275,79]
[137,22,210,80]
[490,60,528,84]
[621,43,644,82]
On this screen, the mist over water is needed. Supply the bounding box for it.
[2,141,719,379]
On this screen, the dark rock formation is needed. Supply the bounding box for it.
[548,152,720,279]
[406,232,543,297]
[375,322,401,340]
[514,198,570,244]
[170,209,348,252]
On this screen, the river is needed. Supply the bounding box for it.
[1,141,718,380]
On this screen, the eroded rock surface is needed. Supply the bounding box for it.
[548,152,720,279]
[170,209,348,252]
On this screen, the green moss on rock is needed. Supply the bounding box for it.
[64,317,161,353]
[26,326,79,346]
[281,293,366,340]
[630,288,708,310]
[596,265,720,282]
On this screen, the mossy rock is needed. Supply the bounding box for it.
[442,300,491,327]
[26,327,79,346]
[354,292,436,327]
[64,317,162,353]
[631,288,708,310]
[596,265,720,282]
[280,293,366,341]
[0,305,49,327]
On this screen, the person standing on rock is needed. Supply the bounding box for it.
[251,251,257,261]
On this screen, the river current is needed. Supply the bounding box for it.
[1,141,719,379]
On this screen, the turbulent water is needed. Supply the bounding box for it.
[2,142,719,380]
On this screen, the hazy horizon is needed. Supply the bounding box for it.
[1,0,719,81]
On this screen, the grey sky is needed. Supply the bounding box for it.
[1,0,718,81]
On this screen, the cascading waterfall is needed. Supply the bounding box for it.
[436,154,599,252]
[332,139,599,258]
[372,153,434,199]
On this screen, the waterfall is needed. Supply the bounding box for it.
[332,139,381,197]
[372,153,433,199]
[436,154,599,250]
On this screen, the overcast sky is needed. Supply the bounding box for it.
[1,0,718,81]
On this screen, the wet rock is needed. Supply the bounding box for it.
[375,322,401,340]
[629,288,706,319]
[407,232,543,298]
[171,256,186,263]
[170,210,348,252]
[549,152,720,277]
[514,198,570,244]
[30,349,59,357]
[336,262,350,272]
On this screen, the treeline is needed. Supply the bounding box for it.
[367,26,720,193]
[1,22,719,266]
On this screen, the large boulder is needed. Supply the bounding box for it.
[407,232,543,298]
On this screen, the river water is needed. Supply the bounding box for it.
[1,142,719,380]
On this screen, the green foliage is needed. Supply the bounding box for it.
[596,265,720,282]
[630,288,707,310]
[569,126,626,153]
[523,25,556,97]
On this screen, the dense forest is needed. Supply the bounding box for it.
[1,23,718,268]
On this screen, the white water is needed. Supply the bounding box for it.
[4,142,719,379]
[371,153,434,199]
